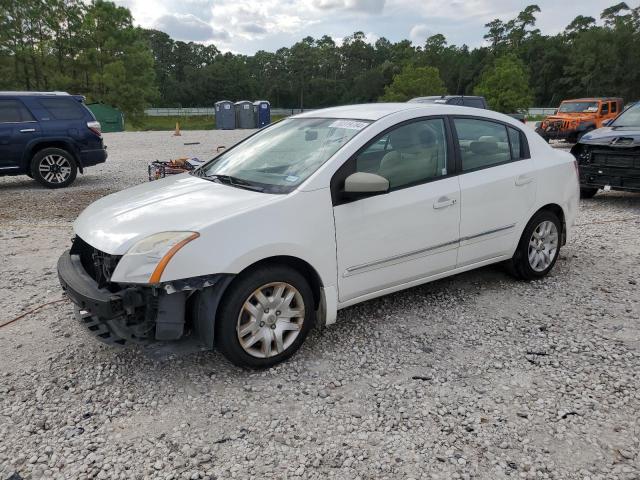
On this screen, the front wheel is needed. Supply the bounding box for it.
[31,147,77,188]
[510,210,561,280]
[215,265,315,368]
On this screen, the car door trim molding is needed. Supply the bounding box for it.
[460,223,516,242]
[344,238,460,277]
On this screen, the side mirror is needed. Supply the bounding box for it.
[343,172,389,199]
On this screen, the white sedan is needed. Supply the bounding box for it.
[57,103,579,368]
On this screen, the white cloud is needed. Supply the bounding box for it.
[154,14,216,42]
[409,24,430,45]
[312,0,385,13]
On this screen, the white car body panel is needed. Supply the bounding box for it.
[72,103,579,326]
[334,176,460,302]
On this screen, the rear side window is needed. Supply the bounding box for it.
[600,103,609,115]
[508,127,526,159]
[0,99,35,122]
[611,102,617,113]
[37,97,86,120]
[454,118,512,171]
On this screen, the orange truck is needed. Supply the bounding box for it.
[536,97,623,143]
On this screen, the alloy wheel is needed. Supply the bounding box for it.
[528,220,559,272]
[39,154,72,184]
[236,282,305,358]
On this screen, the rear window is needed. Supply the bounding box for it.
[0,99,34,122]
[37,97,86,120]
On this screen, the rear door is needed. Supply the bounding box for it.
[0,98,40,171]
[453,117,536,267]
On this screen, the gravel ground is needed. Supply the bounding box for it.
[0,131,639,480]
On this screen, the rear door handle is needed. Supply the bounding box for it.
[433,196,457,209]
[19,128,36,133]
[515,175,534,186]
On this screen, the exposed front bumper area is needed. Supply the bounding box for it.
[576,144,640,192]
[57,248,233,348]
[58,250,154,344]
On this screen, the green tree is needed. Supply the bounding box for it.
[379,65,446,102]
[474,55,532,112]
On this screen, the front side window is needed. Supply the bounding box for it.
[37,98,86,120]
[611,103,640,127]
[601,103,609,115]
[354,118,448,190]
[0,99,34,123]
[199,118,371,193]
[454,118,512,171]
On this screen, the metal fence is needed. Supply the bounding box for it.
[144,107,553,117]
[144,107,317,117]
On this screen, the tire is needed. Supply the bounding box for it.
[215,265,315,368]
[580,187,599,199]
[510,210,562,281]
[31,147,77,188]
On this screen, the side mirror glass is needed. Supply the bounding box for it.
[343,172,389,198]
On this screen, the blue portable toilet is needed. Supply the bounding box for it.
[215,100,235,130]
[253,100,271,128]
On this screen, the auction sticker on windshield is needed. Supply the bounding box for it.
[329,120,369,130]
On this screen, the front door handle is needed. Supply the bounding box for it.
[515,175,534,186]
[433,196,457,209]
[19,128,36,133]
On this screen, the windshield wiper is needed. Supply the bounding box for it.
[204,174,265,192]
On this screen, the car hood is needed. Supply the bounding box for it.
[579,126,640,146]
[74,173,280,254]
[545,114,593,122]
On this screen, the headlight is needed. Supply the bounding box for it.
[116,231,199,284]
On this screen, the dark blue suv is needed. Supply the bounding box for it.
[0,92,107,188]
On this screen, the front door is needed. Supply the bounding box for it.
[332,118,460,302]
[0,99,39,171]
[452,117,537,267]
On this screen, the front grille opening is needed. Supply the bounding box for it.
[71,236,122,291]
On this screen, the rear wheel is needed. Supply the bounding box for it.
[215,265,315,368]
[510,210,561,280]
[580,187,599,198]
[31,147,77,188]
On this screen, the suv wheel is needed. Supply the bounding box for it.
[510,210,561,280]
[31,148,78,188]
[215,265,315,368]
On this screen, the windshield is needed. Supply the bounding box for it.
[197,117,371,193]
[558,101,599,113]
[612,103,640,127]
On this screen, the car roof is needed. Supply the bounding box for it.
[409,95,485,103]
[292,102,510,122]
[0,91,71,97]
[562,97,623,102]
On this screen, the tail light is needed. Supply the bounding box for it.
[87,121,102,137]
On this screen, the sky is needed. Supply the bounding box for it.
[114,0,621,54]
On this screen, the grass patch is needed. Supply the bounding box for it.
[126,116,216,131]
[125,115,286,132]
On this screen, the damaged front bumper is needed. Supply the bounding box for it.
[57,250,232,347]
